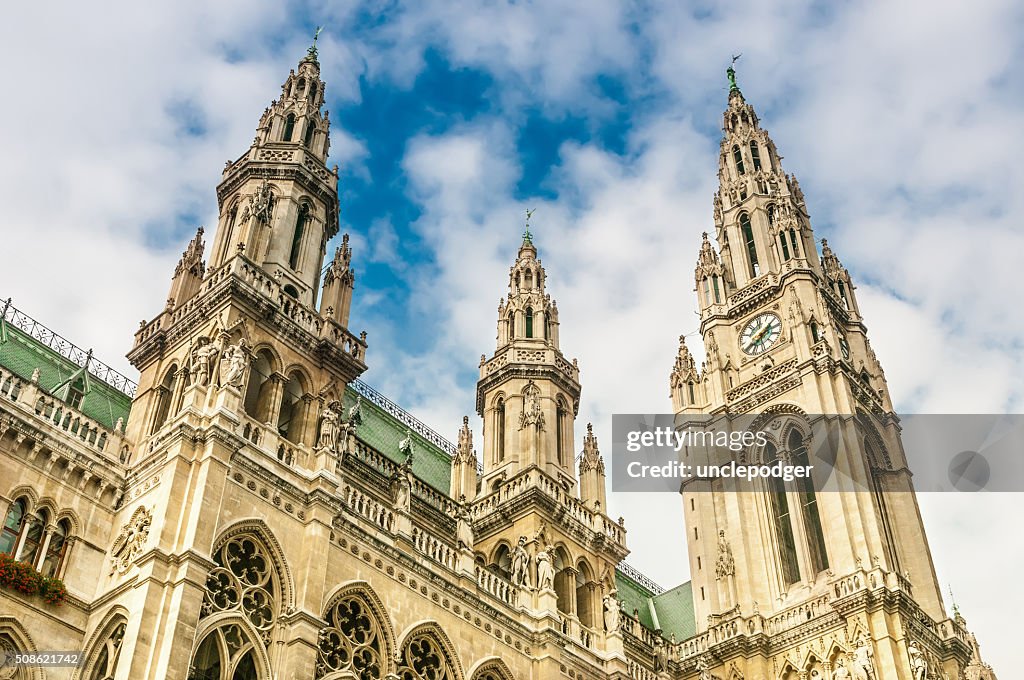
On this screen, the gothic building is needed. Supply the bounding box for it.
[0,44,997,680]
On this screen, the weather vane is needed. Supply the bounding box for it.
[727,53,741,91]
[523,208,537,243]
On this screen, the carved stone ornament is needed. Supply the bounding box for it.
[110,505,153,574]
[715,529,736,579]
[518,381,545,431]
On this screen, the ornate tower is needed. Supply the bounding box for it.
[126,39,366,457]
[670,66,976,679]
[472,225,626,650]
[476,227,580,491]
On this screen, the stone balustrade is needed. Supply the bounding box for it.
[475,566,518,608]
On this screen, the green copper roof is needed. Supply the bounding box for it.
[615,568,695,641]
[342,384,453,493]
[0,320,132,430]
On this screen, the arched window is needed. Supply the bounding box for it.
[317,590,388,677]
[150,365,177,434]
[790,430,829,574]
[767,205,776,226]
[303,119,315,147]
[243,351,276,422]
[749,140,762,170]
[295,78,306,97]
[86,620,127,680]
[308,82,318,104]
[397,628,458,680]
[702,277,711,305]
[288,204,308,270]
[40,518,70,577]
[555,400,566,466]
[733,145,745,175]
[740,213,760,278]
[496,398,506,462]
[506,311,514,343]
[837,280,849,308]
[687,381,696,404]
[525,308,534,338]
[712,275,722,303]
[201,532,281,645]
[552,549,573,615]
[575,561,596,629]
[220,206,239,263]
[191,624,259,680]
[17,508,48,566]
[780,232,792,261]
[0,633,28,680]
[810,320,820,343]
[764,443,800,586]
[282,113,296,142]
[0,498,27,555]
[277,371,306,444]
[788,228,801,258]
[524,269,533,289]
[491,544,512,579]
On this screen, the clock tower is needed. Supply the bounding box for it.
[668,67,978,679]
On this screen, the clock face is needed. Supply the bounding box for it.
[740,313,782,355]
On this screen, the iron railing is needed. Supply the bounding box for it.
[0,297,138,397]
[617,561,666,595]
[350,377,458,456]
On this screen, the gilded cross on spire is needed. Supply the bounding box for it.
[523,208,537,244]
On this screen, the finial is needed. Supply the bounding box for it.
[523,208,537,243]
[949,584,960,616]
[727,53,742,92]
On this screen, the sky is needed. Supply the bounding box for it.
[1,0,1022,670]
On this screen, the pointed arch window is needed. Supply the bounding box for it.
[810,320,820,343]
[788,228,800,258]
[712,275,722,303]
[749,140,762,171]
[687,381,696,403]
[836,280,849,308]
[740,213,760,278]
[733,145,745,175]
[525,308,534,338]
[86,620,127,680]
[556,400,566,466]
[190,625,259,680]
[767,204,776,226]
[764,443,800,586]
[496,399,506,462]
[303,119,316,148]
[288,204,309,270]
[790,430,829,573]
[150,365,177,434]
[506,311,514,343]
[397,630,457,680]
[40,518,70,577]
[0,498,26,555]
[277,371,307,444]
[282,113,296,142]
[524,269,533,289]
[780,233,792,261]
[702,277,711,305]
[67,376,86,409]
[317,592,387,677]
[16,508,47,566]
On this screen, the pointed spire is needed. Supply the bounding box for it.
[579,423,605,474]
[670,335,699,389]
[456,415,474,463]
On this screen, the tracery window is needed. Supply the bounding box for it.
[396,631,456,680]
[525,307,534,338]
[790,430,829,574]
[201,535,280,647]
[288,204,309,270]
[749,140,762,170]
[764,443,800,586]
[316,593,386,679]
[0,633,28,680]
[190,623,259,680]
[733,145,745,175]
[87,621,127,680]
[740,213,760,278]
[303,119,316,148]
[282,114,296,142]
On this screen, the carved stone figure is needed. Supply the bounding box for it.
[852,636,875,680]
[715,529,735,579]
[653,637,667,672]
[347,394,363,426]
[518,382,545,430]
[908,640,928,680]
[833,657,851,680]
[317,400,344,452]
[535,545,554,590]
[219,339,250,388]
[392,449,414,512]
[696,655,713,680]
[188,337,219,387]
[511,535,532,588]
[30,367,40,384]
[110,506,153,574]
[456,506,474,551]
[398,428,415,460]
[246,180,274,225]
[603,590,620,632]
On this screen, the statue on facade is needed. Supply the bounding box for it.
[715,529,735,579]
[653,637,668,672]
[696,654,713,680]
[316,401,344,452]
[456,504,474,551]
[535,544,555,590]
[518,381,545,430]
[603,590,620,633]
[852,636,875,680]
[833,657,851,680]
[189,337,219,388]
[908,640,928,680]
[241,180,274,226]
[347,394,363,427]
[511,535,532,589]
[391,447,414,513]
[219,339,250,389]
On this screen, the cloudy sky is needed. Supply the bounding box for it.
[1,0,1021,669]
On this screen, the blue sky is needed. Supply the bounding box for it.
[1,0,1023,669]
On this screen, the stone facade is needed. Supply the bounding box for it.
[0,51,998,680]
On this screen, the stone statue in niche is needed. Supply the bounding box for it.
[110,506,153,575]
[908,640,928,680]
[833,657,851,680]
[535,544,554,591]
[391,442,414,513]
[189,337,219,388]
[218,339,250,389]
[456,502,474,551]
[715,529,736,579]
[518,381,545,430]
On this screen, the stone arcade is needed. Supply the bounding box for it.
[0,46,998,680]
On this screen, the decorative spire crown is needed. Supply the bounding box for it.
[306,25,323,63]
